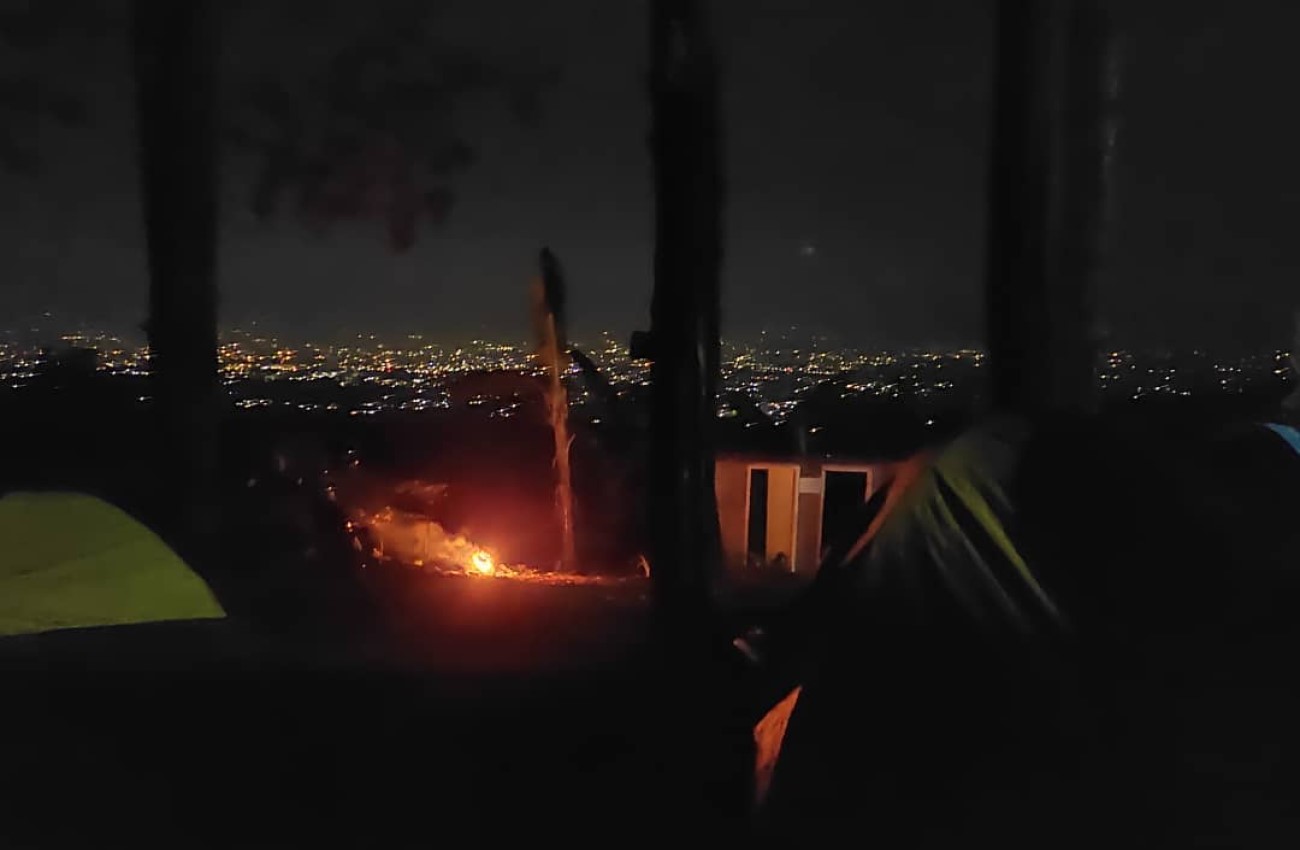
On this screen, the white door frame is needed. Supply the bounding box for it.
[743,462,801,573]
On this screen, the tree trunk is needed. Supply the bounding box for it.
[647,0,724,627]
[133,0,220,544]
[531,276,577,573]
[984,0,1121,416]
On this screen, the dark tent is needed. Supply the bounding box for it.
[756,415,1300,845]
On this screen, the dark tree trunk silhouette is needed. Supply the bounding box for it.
[647,0,724,629]
[532,249,577,573]
[984,0,1121,415]
[133,0,220,543]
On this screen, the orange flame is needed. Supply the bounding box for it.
[471,549,495,576]
[357,508,501,577]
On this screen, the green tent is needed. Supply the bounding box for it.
[757,415,1300,843]
[0,491,224,636]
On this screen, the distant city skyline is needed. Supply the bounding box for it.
[9,311,1299,362]
[3,325,1291,433]
[2,313,985,352]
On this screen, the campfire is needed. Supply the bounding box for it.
[353,506,502,577]
[470,549,495,576]
[349,505,619,585]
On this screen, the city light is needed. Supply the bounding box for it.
[1,328,1293,423]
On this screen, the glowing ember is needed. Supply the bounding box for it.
[471,549,495,576]
[352,504,638,585]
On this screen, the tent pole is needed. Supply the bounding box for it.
[134,0,221,545]
[984,0,1121,416]
[647,0,724,632]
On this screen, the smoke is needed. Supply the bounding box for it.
[363,507,488,569]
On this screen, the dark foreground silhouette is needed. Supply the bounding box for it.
[757,415,1300,845]
[5,415,1300,846]
[2,587,755,846]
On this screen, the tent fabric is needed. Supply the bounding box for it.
[752,417,1066,811]
[0,491,224,636]
[756,414,1300,843]
[752,684,800,809]
[1264,422,1300,457]
[836,416,1068,636]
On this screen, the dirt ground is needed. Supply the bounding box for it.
[2,573,766,846]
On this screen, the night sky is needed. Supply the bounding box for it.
[2,0,1298,350]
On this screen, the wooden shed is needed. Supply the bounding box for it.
[715,452,899,575]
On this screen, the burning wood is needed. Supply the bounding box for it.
[355,506,498,577]
[350,506,628,586]
[470,549,495,576]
